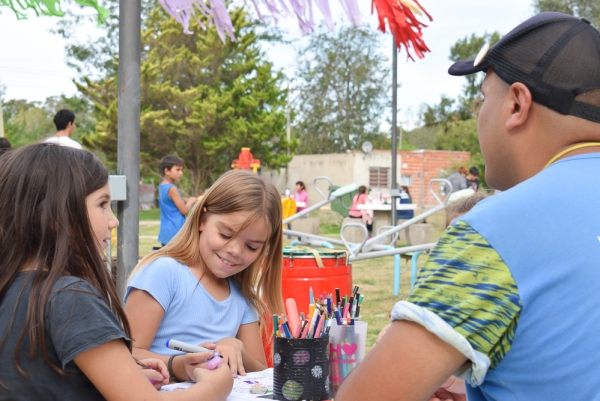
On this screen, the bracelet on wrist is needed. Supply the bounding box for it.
[168,354,184,383]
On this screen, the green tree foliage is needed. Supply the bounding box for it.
[533,0,600,26]
[77,5,293,194]
[417,32,501,138]
[293,25,390,154]
[51,0,155,78]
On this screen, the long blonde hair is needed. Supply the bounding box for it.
[131,170,285,335]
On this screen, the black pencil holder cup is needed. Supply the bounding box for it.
[273,336,330,401]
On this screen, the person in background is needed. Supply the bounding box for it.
[466,166,480,191]
[158,155,197,246]
[446,166,468,194]
[0,137,11,156]
[44,109,82,149]
[397,186,414,220]
[348,185,373,235]
[290,181,308,214]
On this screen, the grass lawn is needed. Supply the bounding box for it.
[120,207,446,354]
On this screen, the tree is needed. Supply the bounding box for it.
[51,0,155,79]
[293,25,390,154]
[534,0,600,26]
[414,31,501,133]
[77,5,293,194]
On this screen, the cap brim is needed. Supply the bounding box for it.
[448,59,489,76]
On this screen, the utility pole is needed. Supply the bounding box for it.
[116,0,141,303]
[391,36,398,227]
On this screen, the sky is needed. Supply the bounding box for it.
[0,0,534,128]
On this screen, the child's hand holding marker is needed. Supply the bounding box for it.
[137,358,170,389]
[166,339,224,381]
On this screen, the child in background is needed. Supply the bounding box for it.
[158,155,198,246]
[0,144,232,400]
[397,186,414,220]
[290,180,308,213]
[348,185,373,235]
[125,170,285,382]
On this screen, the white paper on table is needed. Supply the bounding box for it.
[160,368,274,400]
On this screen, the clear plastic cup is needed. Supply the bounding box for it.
[328,321,368,397]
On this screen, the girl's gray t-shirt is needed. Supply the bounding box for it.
[0,273,130,400]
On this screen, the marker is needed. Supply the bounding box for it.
[282,322,292,338]
[334,307,342,325]
[343,297,352,318]
[311,312,323,338]
[166,339,221,356]
[309,286,314,307]
[285,298,300,337]
[300,319,311,338]
[278,323,287,338]
[308,302,316,325]
[314,312,326,338]
[335,288,340,304]
[166,339,223,369]
[272,314,278,337]
[307,304,320,338]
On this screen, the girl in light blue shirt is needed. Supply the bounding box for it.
[125,170,284,383]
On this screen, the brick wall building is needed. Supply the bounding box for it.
[398,150,471,207]
[266,149,471,209]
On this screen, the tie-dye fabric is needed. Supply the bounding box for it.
[406,220,522,370]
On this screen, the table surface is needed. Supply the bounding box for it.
[161,368,274,400]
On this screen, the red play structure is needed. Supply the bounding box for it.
[231,147,261,173]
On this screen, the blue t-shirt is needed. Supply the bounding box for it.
[124,257,258,355]
[392,153,600,399]
[158,183,186,244]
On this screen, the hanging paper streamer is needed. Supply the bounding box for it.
[158,0,235,42]
[371,0,432,60]
[0,0,108,23]
[159,0,360,38]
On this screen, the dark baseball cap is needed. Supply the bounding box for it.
[449,12,600,123]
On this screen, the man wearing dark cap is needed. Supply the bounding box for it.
[337,12,600,400]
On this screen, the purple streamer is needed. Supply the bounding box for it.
[313,0,334,31]
[159,0,360,41]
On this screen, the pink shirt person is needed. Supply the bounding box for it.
[290,181,308,213]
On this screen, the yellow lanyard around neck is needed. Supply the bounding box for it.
[544,142,600,168]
